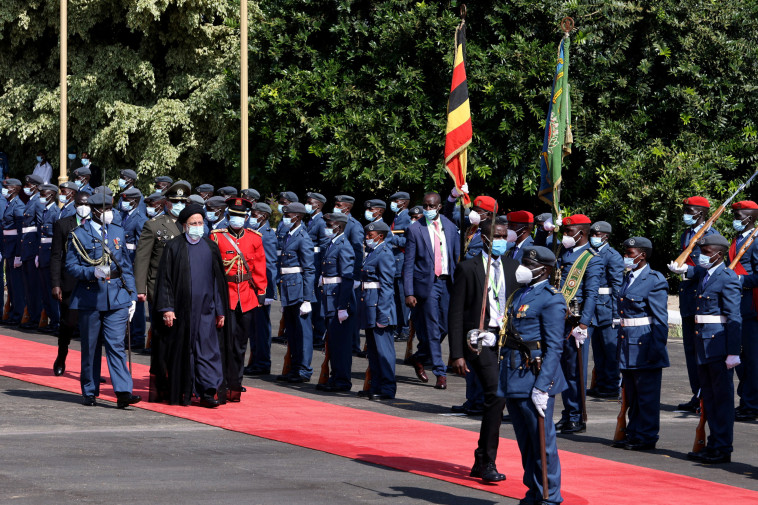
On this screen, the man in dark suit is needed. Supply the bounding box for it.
[50,191,90,375]
[404,191,460,389]
[449,218,518,481]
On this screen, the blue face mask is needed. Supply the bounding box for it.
[733,218,748,232]
[305,203,315,215]
[624,253,641,270]
[325,227,335,237]
[121,201,132,211]
[364,210,375,221]
[683,213,698,226]
[332,207,343,214]
[281,217,293,228]
[423,209,438,221]
[170,202,185,217]
[58,194,68,204]
[1,188,9,198]
[490,239,509,257]
[365,238,379,249]
[206,211,219,222]
[81,158,90,166]
[698,253,716,268]
[118,178,127,189]
[187,225,204,239]
[247,217,260,228]
[390,202,399,213]
[36,156,42,163]
[147,207,157,217]
[67,153,76,160]
[74,179,84,188]
[229,215,246,229]
[590,237,605,248]
[278,204,285,213]
[24,187,34,196]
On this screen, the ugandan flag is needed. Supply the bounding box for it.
[444,21,472,206]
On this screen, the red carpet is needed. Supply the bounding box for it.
[1,334,756,504]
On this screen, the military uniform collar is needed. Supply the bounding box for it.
[288,223,303,235]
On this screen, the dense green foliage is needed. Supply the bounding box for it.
[2,0,758,266]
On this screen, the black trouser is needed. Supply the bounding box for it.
[227,305,254,391]
[465,345,506,464]
[57,291,77,353]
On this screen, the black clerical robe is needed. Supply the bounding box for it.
[149,235,231,405]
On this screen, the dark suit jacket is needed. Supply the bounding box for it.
[51,214,79,293]
[448,253,519,361]
[403,215,460,299]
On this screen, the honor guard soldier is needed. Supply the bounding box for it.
[194,184,213,201]
[204,196,228,235]
[120,187,148,350]
[314,212,356,392]
[671,234,741,464]
[388,191,411,341]
[443,192,496,260]
[276,191,299,234]
[587,221,625,398]
[65,192,140,408]
[364,199,387,224]
[20,174,43,330]
[332,194,365,355]
[2,179,25,326]
[244,202,278,375]
[58,181,78,219]
[276,202,316,383]
[502,246,567,504]
[36,184,61,333]
[670,196,722,413]
[534,212,556,248]
[134,181,188,307]
[217,186,238,198]
[50,192,91,375]
[211,197,267,401]
[73,166,94,195]
[612,237,669,451]
[555,214,603,434]
[506,211,535,262]
[241,188,260,203]
[729,200,758,421]
[305,192,329,348]
[154,176,173,192]
[358,220,397,400]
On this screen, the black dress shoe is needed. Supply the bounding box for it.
[199,394,220,408]
[287,375,310,383]
[116,393,142,409]
[555,418,568,431]
[464,405,484,416]
[249,369,271,376]
[99,376,107,384]
[736,408,758,421]
[502,414,512,422]
[451,404,467,413]
[275,374,292,382]
[353,350,367,358]
[596,388,620,399]
[357,390,371,398]
[369,393,393,401]
[19,322,37,330]
[675,396,700,413]
[394,333,408,342]
[53,351,67,376]
[687,450,706,462]
[323,385,351,392]
[624,440,656,451]
[610,437,629,449]
[699,449,731,464]
[560,421,586,434]
[82,395,97,406]
[481,462,506,482]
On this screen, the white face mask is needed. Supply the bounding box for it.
[76,205,91,219]
[515,265,535,285]
[468,211,481,226]
[101,210,114,225]
[562,231,581,249]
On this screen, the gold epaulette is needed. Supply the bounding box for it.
[249,229,262,237]
[211,228,228,233]
[548,285,561,295]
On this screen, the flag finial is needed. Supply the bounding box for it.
[460,4,467,22]
[561,17,574,35]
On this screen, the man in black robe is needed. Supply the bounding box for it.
[149,204,231,407]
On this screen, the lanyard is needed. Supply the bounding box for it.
[482,255,505,316]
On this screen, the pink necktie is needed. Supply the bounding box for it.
[433,221,443,276]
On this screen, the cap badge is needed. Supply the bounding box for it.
[177,189,184,196]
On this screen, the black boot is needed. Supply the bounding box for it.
[53,347,68,376]
[469,449,484,478]
[115,392,141,409]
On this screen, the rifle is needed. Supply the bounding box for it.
[281,342,291,376]
[466,206,499,352]
[675,168,758,267]
[613,385,628,442]
[534,357,549,502]
[126,320,132,375]
[728,226,758,269]
[589,367,597,391]
[362,338,371,391]
[318,331,330,385]
[403,319,415,361]
[693,394,707,454]
[568,299,587,422]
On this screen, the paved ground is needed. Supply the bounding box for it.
[1,311,757,504]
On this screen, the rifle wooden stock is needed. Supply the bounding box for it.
[391,230,405,234]
[613,386,628,442]
[145,327,152,351]
[362,366,371,391]
[590,367,597,391]
[281,342,291,376]
[404,319,416,361]
[693,399,707,453]
[3,296,10,321]
[277,314,285,337]
[318,332,330,385]
[538,416,549,501]
[675,206,726,266]
[729,226,758,269]
[577,342,587,423]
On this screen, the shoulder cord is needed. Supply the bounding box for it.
[70,232,109,267]
[212,233,240,275]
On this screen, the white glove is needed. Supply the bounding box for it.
[377,322,387,328]
[554,217,563,227]
[128,301,136,322]
[300,301,312,315]
[264,298,274,306]
[34,255,39,268]
[338,309,349,323]
[531,387,549,418]
[13,256,22,268]
[726,355,741,369]
[612,318,621,328]
[479,331,496,347]
[468,329,480,347]
[353,280,361,290]
[318,276,324,287]
[667,260,688,274]
[543,221,555,232]
[571,326,588,348]
[94,264,110,279]
[450,183,469,199]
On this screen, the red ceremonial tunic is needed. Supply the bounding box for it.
[211,228,267,312]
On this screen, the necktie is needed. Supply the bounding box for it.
[433,221,443,276]
[621,273,632,295]
[737,234,747,251]
[511,246,518,259]
[701,272,710,291]
[492,259,505,315]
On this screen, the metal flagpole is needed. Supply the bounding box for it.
[240,0,249,190]
[59,0,68,184]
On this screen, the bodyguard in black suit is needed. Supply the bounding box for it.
[50,191,90,376]
[449,218,518,482]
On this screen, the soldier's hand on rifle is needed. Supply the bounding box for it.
[479,331,496,347]
[531,387,548,417]
[338,309,349,323]
[264,298,274,306]
[300,301,312,316]
[162,311,176,328]
[34,255,39,268]
[405,295,417,308]
[94,264,110,280]
[571,325,588,348]
[726,355,741,369]
[52,287,63,302]
[451,358,468,376]
[667,260,688,274]
[137,293,147,302]
[543,221,555,232]
[353,280,361,290]
[612,318,621,328]
[216,315,225,328]
[13,256,21,268]
[128,301,136,322]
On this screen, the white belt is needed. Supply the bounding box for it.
[22,226,37,233]
[620,317,651,327]
[695,315,727,324]
[3,230,17,236]
[313,246,321,253]
[126,243,136,250]
[362,281,380,289]
[322,276,342,284]
[40,237,52,244]
[276,251,282,256]
[598,287,611,295]
[281,267,303,274]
